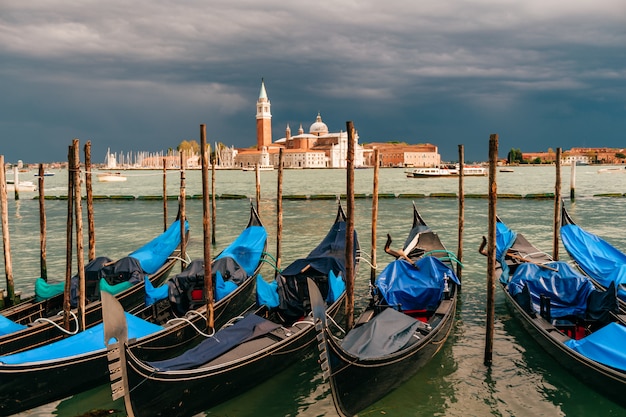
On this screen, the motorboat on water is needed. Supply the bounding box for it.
[5,179,37,192]
[97,172,127,182]
[406,164,487,178]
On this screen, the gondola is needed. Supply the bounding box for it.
[485,217,626,407]
[560,204,626,309]
[102,201,359,417]
[0,205,266,416]
[0,217,189,356]
[309,203,460,417]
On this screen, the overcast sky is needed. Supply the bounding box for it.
[1,0,625,164]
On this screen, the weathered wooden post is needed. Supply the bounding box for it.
[211,145,217,246]
[63,146,74,330]
[13,166,19,201]
[553,148,562,260]
[276,148,284,276]
[0,155,16,307]
[457,144,465,280]
[570,159,576,202]
[200,124,214,328]
[370,149,379,285]
[38,164,48,281]
[255,163,261,213]
[163,157,167,231]
[484,134,498,366]
[179,153,186,272]
[84,141,95,261]
[345,121,356,331]
[73,139,86,331]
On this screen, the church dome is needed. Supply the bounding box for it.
[309,113,328,135]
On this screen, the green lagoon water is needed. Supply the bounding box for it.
[3,165,626,416]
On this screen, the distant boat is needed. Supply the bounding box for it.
[500,167,515,173]
[597,167,626,174]
[97,172,127,182]
[34,171,54,177]
[242,164,274,172]
[5,180,37,192]
[406,164,486,178]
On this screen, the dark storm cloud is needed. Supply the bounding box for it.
[1,0,625,163]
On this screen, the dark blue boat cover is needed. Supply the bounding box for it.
[0,313,163,364]
[565,322,626,372]
[277,219,355,320]
[129,219,188,274]
[148,313,281,371]
[340,307,420,359]
[496,221,518,284]
[508,261,595,318]
[376,257,459,312]
[561,223,626,301]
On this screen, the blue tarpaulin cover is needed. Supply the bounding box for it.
[148,313,281,371]
[496,221,518,284]
[561,223,626,301]
[326,270,345,303]
[129,219,188,274]
[341,307,421,359]
[376,257,459,312]
[0,314,27,336]
[256,275,279,308]
[565,322,626,372]
[508,261,595,318]
[0,313,163,364]
[214,226,267,276]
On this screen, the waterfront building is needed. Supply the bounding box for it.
[362,142,440,168]
[232,80,365,169]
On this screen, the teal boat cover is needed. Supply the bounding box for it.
[508,261,594,318]
[561,223,626,302]
[565,322,626,372]
[376,257,459,312]
[0,313,163,364]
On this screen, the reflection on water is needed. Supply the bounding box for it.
[2,167,626,416]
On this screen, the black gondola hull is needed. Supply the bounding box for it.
[0,273,256,416]
[502,285,626,408]
[123,297,345,417]
[324,296,456,416]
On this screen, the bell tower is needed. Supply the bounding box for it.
[256,79,272,150]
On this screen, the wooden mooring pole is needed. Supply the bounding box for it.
[63,145,74,331]
[84,141,95,262]
[211,146,217,246]
[0,155,16,307]
[484,134,498,366]
[73,139,86,331]
[255,164,261,213]
[200,124,214,328]
[570,159,576,202]
[553,148,562,261]
[276,148,284,276]
[370,149,379,285]
[162,157,167,231]
[345,121,356,331]
[38,164,48,281]
[179,153,186,272]
[457,145,465,280]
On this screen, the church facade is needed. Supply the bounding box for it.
[229,80,365,169]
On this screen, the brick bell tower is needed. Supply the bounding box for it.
[256,78,272,150]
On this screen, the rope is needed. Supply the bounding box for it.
[165,310,215,338]
[33,310,79,335]
[423,249,464,267]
